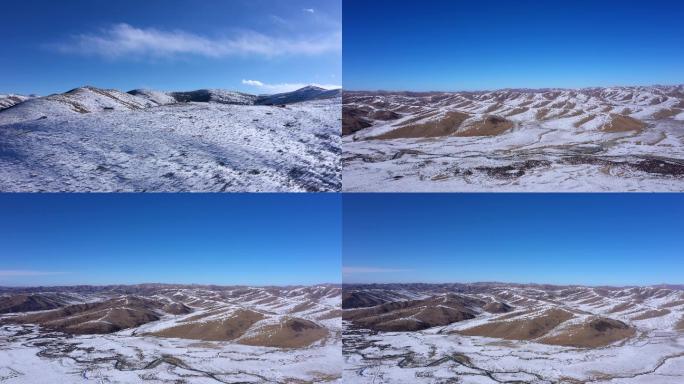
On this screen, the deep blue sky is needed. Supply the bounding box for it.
[0,194,340,287]
[1,0,341,95]
[343,194,684,286]
[343,0,684,91]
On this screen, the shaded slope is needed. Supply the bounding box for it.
[344,294,483,331]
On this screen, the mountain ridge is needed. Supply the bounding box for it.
[0,85,341,126]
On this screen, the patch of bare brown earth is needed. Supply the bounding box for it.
[395,111,439,126]
[150,309,264,341]
[238,317,328,348]
[540,317,635,348]
[602,114,647,133]
[535,108,550,120]
[456,115,514,137]
[371,111,470,140]
[162,302,192,315]
[574,114,596,128]
[0,294,64,314]
[676,317,684,331]
[631,309,670,320]
[661,300,684,309]
[342,108,372,135]
[608,301,636,313]
[457,309,574,340]
[483,302,514,314]
[652,108,681,119]
[289,301,318,313]
[8,297,163,334]
[344,294,482,332]
[316,309,342,320]
[578,296,603,305]
[493,309,534,321]
[505,107,528,116]
[371,110,401,120]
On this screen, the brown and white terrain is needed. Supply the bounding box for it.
[343,85,684,191]
[0,284,341,383]
[343,283,684,383]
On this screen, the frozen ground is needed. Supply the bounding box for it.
[0,324,341,384]
[343,284,684,383]
[0,86,340,192]
[0,285,342,383]
[343,86,684,192]
[344,325,683,384]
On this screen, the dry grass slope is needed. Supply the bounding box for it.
[371,111,470,140]
[150,309,264,341]
[540,317,635,348]
[457,309,574,340]
[602,114,647,133]
[631,309,670,320]
[455,116,514,137]
[239,317,328,348]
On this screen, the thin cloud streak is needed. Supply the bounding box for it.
[241,79,341,93]
[53,23,341,59]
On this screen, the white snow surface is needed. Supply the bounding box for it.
[0,87,341,191]
[0,94,32,111]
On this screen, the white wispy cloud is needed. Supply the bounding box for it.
[342,267,413,274]
[242,79,265,87]
[241,79,341,93]
[0,270,69,277]
[53,23,340,59]
[303,8,315,13]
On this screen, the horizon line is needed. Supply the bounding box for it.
[341,281,684,289]
[3,84,343,98]
[342,82,684,94]
[0,282,342,289]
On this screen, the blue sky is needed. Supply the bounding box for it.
[1,0,341,95]
[343,194,684,286]
[344,0,684,91]
[0,194,340,287]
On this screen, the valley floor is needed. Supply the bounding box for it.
[0,324,341,383]
[343,323,684,384]
[343,120,684,192]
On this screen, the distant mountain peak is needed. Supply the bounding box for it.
[296,85,327,92]
[256,86,341,105]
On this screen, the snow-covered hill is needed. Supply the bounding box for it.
[0,86,341,192]
[0,86,173,125]
[0,94,33,111]
[169,89,257,105]
[258,85,342,105]
[343,85,684,192]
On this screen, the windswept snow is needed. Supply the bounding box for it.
[0,86,341,192]
[0,94,33,111]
